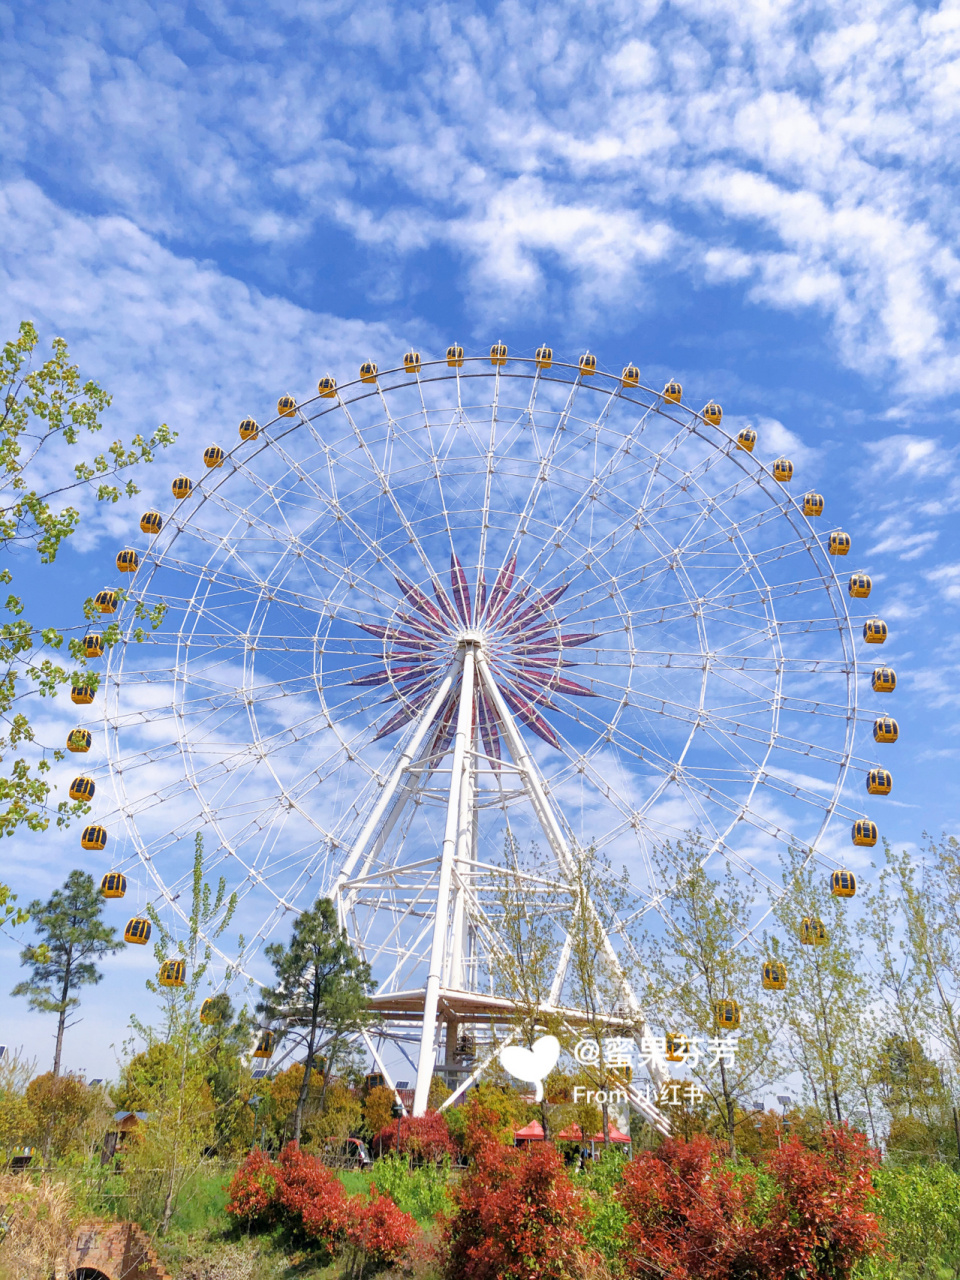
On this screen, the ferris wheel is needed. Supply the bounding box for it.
[68,344,894,1117]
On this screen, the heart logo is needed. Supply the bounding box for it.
[498,1035,561,1101]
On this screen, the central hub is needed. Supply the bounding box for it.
[458,628,484,647]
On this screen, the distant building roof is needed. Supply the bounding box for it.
[112,1111,149,1125]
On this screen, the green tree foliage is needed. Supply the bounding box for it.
[0,322,174,836]
[0,1048,35,1165]
[11,869,122,1078]
[124,833,239,1233]
[566,843,640,1147]
[491,836,565,1140]
[257,896,375,1144]
[23,1071,111,1161]
[638,839,781,1157]
[771,849,873,1127]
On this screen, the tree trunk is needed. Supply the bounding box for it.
[719,1059,736,1159]
[601,1099,610,1148]
[539,1096,550,1143]
[160,998,191,1235]
[293,1043,315,1145]
[52,960,71,1077]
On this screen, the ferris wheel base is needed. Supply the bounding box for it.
[365,986,672,1135]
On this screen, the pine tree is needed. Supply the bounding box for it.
[12,869,121,1077]
[257,896,374,1144]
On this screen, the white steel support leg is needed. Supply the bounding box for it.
[333,656,461,927]
[413,642,477,1115]
[446,722,476,991]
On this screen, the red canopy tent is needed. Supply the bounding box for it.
[513,1120,546,1146]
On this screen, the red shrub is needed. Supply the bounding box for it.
[273,1142,350,1251]
[225,1148,279,1226]
[759,1125,883,1279]
[374,1109,456,1162]
[618,1135,759,1280]
[346,1190,419,1270]
[618,1128,883,1280]
[445,1133,594,1280]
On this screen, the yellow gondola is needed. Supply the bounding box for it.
[95,589,117,614]
[832,868,858,896]
[116,549,139,572]
[773,457,794,482]
[446,347,464,368]
[702,402,722,425]
[81,824,107,851]
[360,361,378,382]
[663,380,682,403]
[848,572,872,598]
[621,364,639,387]
[800,917,828,945]
[317,376,337,398]
[874,716,899,744]
[828,531,851,555]
[70,776,95,801]
[199,998,221,1025]
[83,634,103,658]
[158,959,186,988]
[239,418,259,441]
[714,999,741,1029]
[851,819,877,847]
[124,917,152,944]
[171,476,193,500]
[253,1030,276,1059]
[490,341,508,367]
[100,872,126,898]
[736,427,757,452]
[579,352,597,376]
[203,445,224,469]
[140,511,163,535]
[863,618,887,644]
[803,493,824,517]
[536,345,553,370]
[67,728,92,753]
[71,685,95,705]
[872,667,896,693]
[403,352,421,373]
[665,1033,689,1062]
[762,960,787,990]
[867,768,892,795]
[364,1071,386,1091]
[277,395,297,417]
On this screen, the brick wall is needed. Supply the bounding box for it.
[68,1221,172,1280]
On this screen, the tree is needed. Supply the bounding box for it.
[258,896,375,1144]
[124,833,239,1233]
[491,836,566,1140]
[566,843,642,1147]
[637,838,782,1158]
[11,869,121,1079]
[0,322,173,836]
[363,1085,395,1156]
[770,849,872,1126]
[23,1071,111,1161]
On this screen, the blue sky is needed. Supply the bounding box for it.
[1,0,959,1080]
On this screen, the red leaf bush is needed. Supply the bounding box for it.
[759,1125,883,1279]
[619,1135,759,1280]
[444,1130,595,1279]
[225,1147,279,1227]
[345,1189,419,1271]
[618,1126,883,1280]
[374,1110,457,1162]
[273,1143,350,1251]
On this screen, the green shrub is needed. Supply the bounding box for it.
[864,1163,960,1279]
[371,1152,451,1221]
